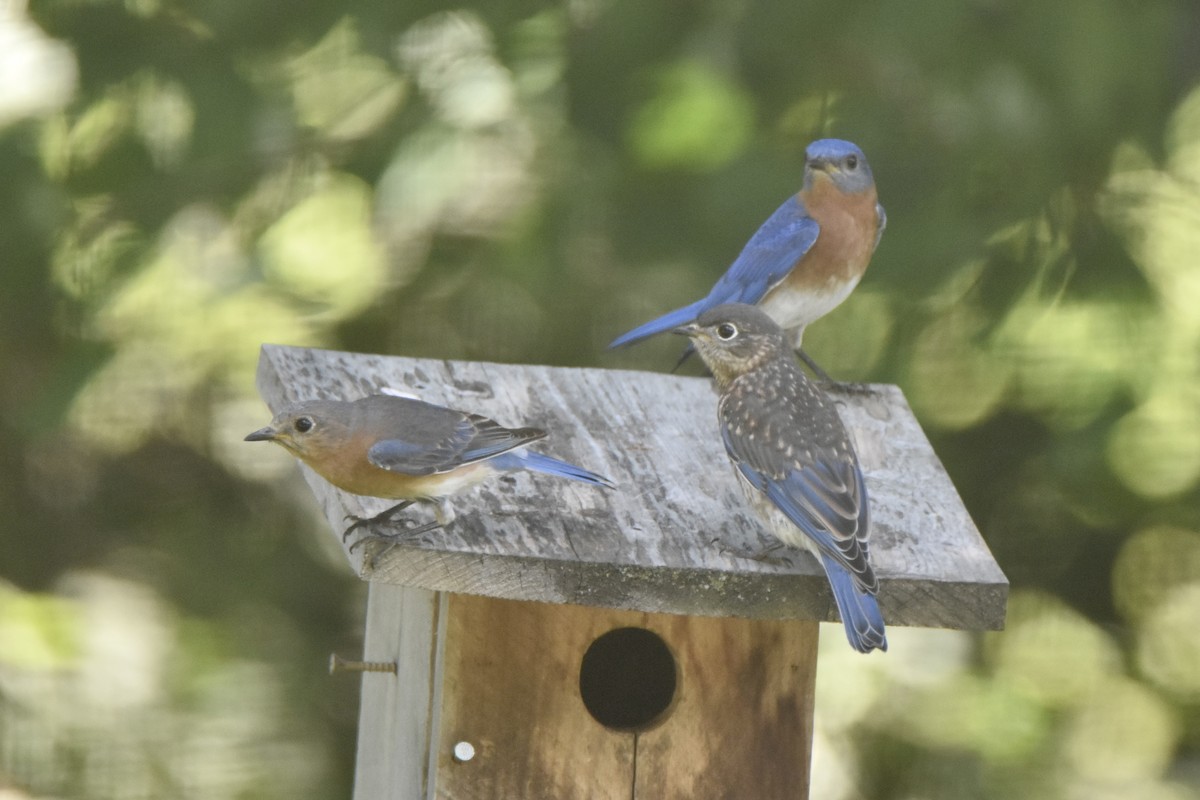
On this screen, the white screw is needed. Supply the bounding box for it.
[453,741,475,763]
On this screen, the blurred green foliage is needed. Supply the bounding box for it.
[0,0,1198,797]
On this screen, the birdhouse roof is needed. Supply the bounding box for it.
[255,345,1007,631]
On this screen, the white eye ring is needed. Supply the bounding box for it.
[294,416,315,433]
[716,323,738,341]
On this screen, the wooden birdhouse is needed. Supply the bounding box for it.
[254,345,1007,800]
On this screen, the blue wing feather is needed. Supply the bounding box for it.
[822,554,888,653]
[762,469,874,590]
[608,196,819,349]
[365,438,432,472]
[367,415,543,475]
[369,435,528,475]
[736,460,885,652]
[608,298,710,349]
[734,460,856,568]
[490,451,615,488]
[703,199,819,306]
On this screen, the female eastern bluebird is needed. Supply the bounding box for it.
[611,138,885,384]
[245,394,614,546]
[675,303,887,653]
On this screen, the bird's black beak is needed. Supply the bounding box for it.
[807,156,833,173]
[244,426,277,442]
[672,322,701,338]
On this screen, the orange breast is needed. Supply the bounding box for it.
[758,176,880,332]
[786,176,880,290]
[297,435,491,501]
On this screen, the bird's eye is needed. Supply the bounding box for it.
[716,323,738,340]
[845,154,859,170]
[294,416,314,433]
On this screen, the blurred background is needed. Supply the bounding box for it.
[1,0,1198,797]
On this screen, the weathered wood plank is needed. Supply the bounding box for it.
[255,345,1007,630]
[352,583,444,800]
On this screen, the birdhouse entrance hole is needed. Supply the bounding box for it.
[578,626,677,732]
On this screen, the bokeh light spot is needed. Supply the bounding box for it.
[627,61,754,172]
[1138,583,1200,697]
[1113,526,1200,625]
[1063,677,1178,783]
[989,591,1120,707]
[801,290,893,382]
[0,583,82,669]
[1107,389,1200,499]
[887,674,1046,763]
[260,174,388,317]
[999,299,1138,431]
[398,11,515,128]
[289,18,406,142]
[907,305,1011,430]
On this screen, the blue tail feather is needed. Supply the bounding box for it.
[821,554,887,653]
[491,450,615,489]
[608,299,709,349]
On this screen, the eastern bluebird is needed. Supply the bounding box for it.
[611,139,885,384]
[245,394,614,546]
[675,303,887,653]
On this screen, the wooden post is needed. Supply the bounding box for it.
[255,345,1007,799]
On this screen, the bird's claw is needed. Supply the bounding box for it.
[819,380,877,397]
[717,539,791,567]
[341,500,415,542]
[796,348,877,396]
[347,519,444,557]
[341,516,371,542]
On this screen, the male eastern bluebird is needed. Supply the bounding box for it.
[611,139,885,384]
[245,394,614,546]
[675,303,886,653]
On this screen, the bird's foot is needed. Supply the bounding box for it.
[818,379,877,396]
[670,345,697,374]
[342,500,415,542]
[346,519,442,553]
[795,347,834,381]
[714,538,791,567]
[347,519,445,567]
[794,348,876,395]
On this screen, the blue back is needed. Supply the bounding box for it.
[608,197,819,348]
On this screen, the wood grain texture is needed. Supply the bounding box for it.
[435,595,634,800]
[433,595,816,800]
[254,345,1007,630]
[633,613,817,799]
[352,583,445,800]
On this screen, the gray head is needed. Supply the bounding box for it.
[674,303,790,386]
[244,398,365,464]
[804,138,875,194]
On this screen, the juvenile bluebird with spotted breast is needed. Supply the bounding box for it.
[245,394,614,547]
[611,139,885,383]
[676,303,886,653]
